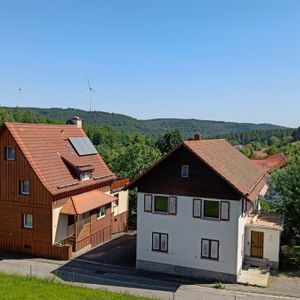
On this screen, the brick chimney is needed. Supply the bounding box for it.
[67,116,82,128]
[194,133,201,141]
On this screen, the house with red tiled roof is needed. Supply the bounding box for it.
[127,134,283,283]
[252,153,287,172]
[0,118,129,259]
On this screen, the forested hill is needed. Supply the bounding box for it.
[3,107,287,138]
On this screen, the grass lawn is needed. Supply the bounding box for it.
[0,273,149,300]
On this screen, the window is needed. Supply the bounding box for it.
[144,194,152,212]
[181,164,189,178]
[201,239,219,260]
[20,180,30,195]
[97,206,106,219]
[153,195,177,215]
[203,200,219,219]
[23,214,33,229]
[5,147,15,160]
[193,199,202,218]
[80,172,91,181]
[154,195,168,213]
[220,201,230,221]
[152,232,168,252]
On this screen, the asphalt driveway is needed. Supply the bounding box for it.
[76,233,137,267]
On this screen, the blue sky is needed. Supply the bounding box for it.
[0,0,299,127]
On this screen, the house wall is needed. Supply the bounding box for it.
[244,226,281,265]
[236,201,247,274]
[0,126,53,254]
[112,190,129,217]
[136,192,241,281]
[52,206,69,244]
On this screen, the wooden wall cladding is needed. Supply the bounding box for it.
[0,238,72,260]
[0,127,52,206]
[137,146,242,200]
[111,211,128,234]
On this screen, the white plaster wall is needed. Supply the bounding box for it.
[245,226,281,262]
[112,190,129,216]
[236,202,247,274]
[52,207,69,244]
[137,192,241,275]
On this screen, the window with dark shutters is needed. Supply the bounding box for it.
[152,232,168,253]
[201,239,219,260]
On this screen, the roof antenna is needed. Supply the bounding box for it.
[87,77,95,112]
[17,88,22,107]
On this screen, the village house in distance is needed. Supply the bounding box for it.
[0,117,129,259]
[128,134,283,283]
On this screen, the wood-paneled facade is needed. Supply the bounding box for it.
[135,146,242,200]
[0,125,128,259]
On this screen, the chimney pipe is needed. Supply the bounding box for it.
[194,133,201,141]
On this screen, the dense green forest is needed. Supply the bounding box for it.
[2,106,287,138]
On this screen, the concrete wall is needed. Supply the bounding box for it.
[52,206,69,244]
[236,201,247,274]
[137,192,242,277]
[244,226,281,263]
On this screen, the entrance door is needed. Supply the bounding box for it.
[251,231,264,258]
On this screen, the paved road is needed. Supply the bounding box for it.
[0,251,298,300]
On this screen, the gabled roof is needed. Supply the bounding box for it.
[127,139,268,201]
[3,122,116,197]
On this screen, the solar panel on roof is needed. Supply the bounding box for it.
[69,137,97,156]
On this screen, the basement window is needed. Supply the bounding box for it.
[23,214,33,229]
[5,147,15,161]
[20,180,30,195]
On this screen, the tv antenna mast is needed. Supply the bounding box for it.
[87,78,95,112]
[17,88,22,107]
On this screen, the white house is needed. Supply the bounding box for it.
[128,135,283,282]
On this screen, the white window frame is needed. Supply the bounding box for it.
[97,205,106,219]
[23,214,33,229]
[181,164,189,178]
[20,180,30,195]
[80,172,91,181]
[203,200,220,220]
[6,146,15,161]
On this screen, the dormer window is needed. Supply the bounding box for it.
[6,147,15,161]
[181,164,189,178]
[80,172,91,181]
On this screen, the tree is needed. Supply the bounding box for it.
[109,142,161,180]
[266,145,279,155]
[292,127,300,141]
[240,146,253,158]
[267,161,300,243]
[155,129,183,154]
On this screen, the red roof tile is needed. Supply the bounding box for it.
[60,189,117,215]
[4,122,116,197]
[252,154,287,171]
[184,139,268,200]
